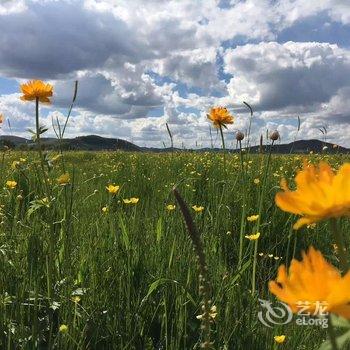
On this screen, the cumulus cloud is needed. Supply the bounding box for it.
[151,48,225,91]
[1,0,350,147]
[0,0,26,14]
[54,69,164,116]
[277,0,350,26]
[0,0,144,78]
[224,41,350,111]
[1,0,346,81]
[325,87,350,123]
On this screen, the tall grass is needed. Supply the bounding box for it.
[0,149,348,349]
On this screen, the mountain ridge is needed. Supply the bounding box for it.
[0,135,348,153]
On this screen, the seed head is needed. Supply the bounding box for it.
[236,131,244,141]
[269,130,280,141]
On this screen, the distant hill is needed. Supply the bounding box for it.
[45,135,141,151]
[0,135,348,153]
[145,139,349,154]
[0,135,30,145]
[241,139,349,154]
[0,135,141,151]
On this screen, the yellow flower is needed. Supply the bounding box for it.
[40,197,49,205]
[71,296,81,303]
[123,197,139,204]
[307,223,316,230]
[57,173,70,186]
[207,107,234,128]
[0,114,3,124]
[6,180,17,189]
[166,204,176,211]
[254,178,260,185]
[192,205,204,212]
[11,160,20,169]
[102,206,108,213]
[51,154,61,163]
[274,335,286,344]
[247,214,259,222]
[245,232,260,240]
[20,80,53,103]
[59,324,68,334]
[269,247,350,319]
[333,243,339,254]
[106,184,120,195]
[275,161,350,229]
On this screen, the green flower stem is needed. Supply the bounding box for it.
[331,219,349,272]
[219,124,226,170]
[35,98,50,194]
[327,315,339,350]
[0,150,7,199]
[238,140,247,268]
[36,98,55,300]
[251,140,274,294]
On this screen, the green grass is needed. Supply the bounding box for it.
[0,149,349,349]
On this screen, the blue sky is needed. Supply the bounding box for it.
[0,0,350,147]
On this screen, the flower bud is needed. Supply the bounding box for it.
[269,130,280,141]
[236,131,244,141]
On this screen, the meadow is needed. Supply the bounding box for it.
[1,148,349,350]
[2,80,350,350]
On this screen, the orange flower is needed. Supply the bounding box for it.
[0,114,3,124]
[269,247,350,319]
[207,107,234,128]
[20,80,53,103]
[275,161,350,229]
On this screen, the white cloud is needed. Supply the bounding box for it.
[276,0,350,26]
[224,41,350,111]
[151,47,225,91]
[0,0,26,15]
[0,0,350,147]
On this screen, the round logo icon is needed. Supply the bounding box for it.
[258,299,293,328]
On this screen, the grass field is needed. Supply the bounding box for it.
[1,148,349,349]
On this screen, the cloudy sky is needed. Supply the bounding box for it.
[0,0,350,148]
